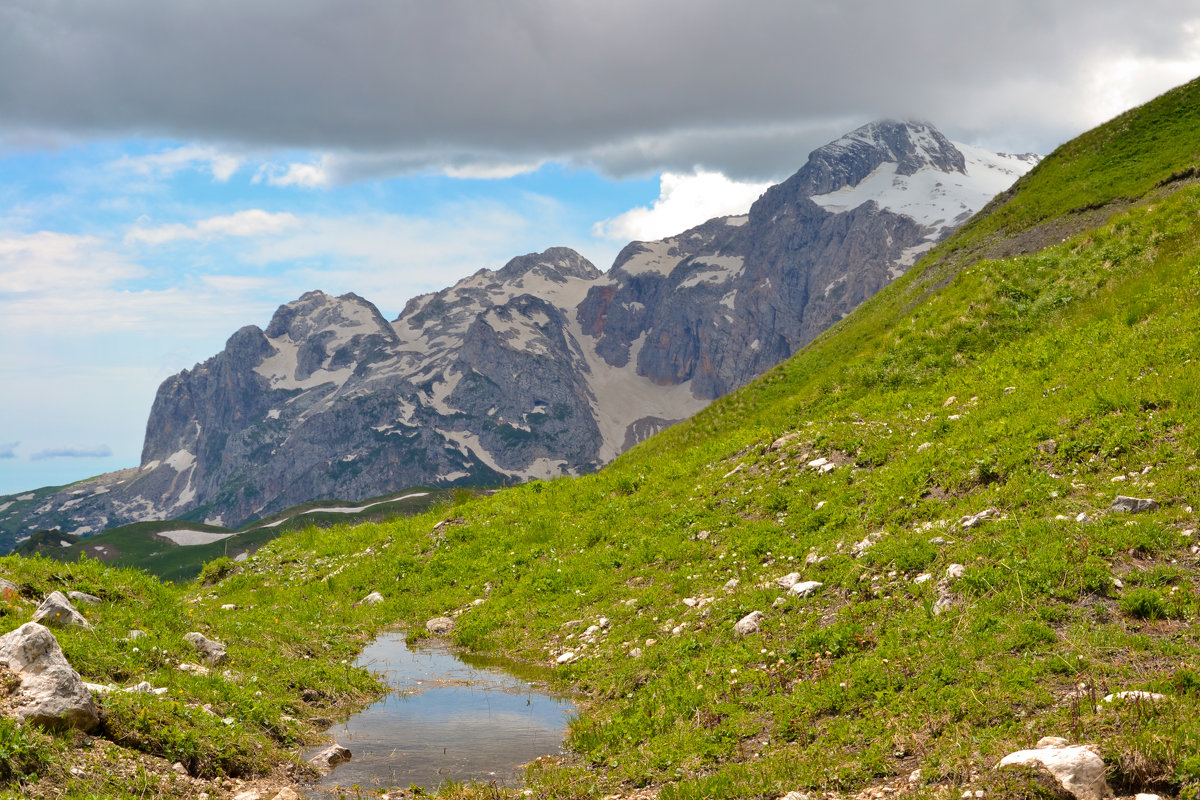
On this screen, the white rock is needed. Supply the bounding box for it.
[914,573,933,584]
[807,457,829,469]
[425,616,455,635]
[556,652,575,665]
[917,442,932,452]
[32,591,90,629]
[734,611,764,636]
[960,508,998,529]
[220,604,237,610]
[775,572,801,589]
[1103,690,1166,704]
[788,581,823,598]
[724,578,739,590]
[946,564,966,579]
[361,591,384,605]
[0,622,99,731]
[1076,512,1090,523]
[628,648,643,659]
[998,739,1110,800]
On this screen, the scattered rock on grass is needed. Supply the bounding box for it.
[960,508,998,529]
[775,572,801,589]
[1103,690,1166,703]
[32,591,90,629]
[67,591,101,606]
[1111,495,1159,513]
[184,632,228,665]
[788,581,823,598]
[0,622,99,731]
[425,616,455,635]
[734,611,764,636]
[997,737,1110,800]
[361,591,384,606]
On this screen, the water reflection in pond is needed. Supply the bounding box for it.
[309,632,574,794]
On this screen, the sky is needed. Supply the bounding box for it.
[2,0,1199,495]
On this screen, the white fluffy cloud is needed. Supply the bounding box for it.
[0,232,145,294]
[126,209,301,245]
[254,158,332,188]
[112,145,242,182]
[594,171,771,242]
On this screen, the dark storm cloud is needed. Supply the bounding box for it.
[2,0,1197,178]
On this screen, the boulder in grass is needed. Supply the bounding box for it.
[997,737,1110,800]
[361,591,384,606]
[0,622,99,731]
[184,632,228,665]
[1110,495,1159,514]
[67,591,101,606]
[32,591,90,629]
[734,611,764,636]
[425,616,455,635]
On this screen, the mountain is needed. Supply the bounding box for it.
[0,121,1037,541]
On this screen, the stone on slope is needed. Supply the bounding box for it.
[0,622,99,731]
[361,591,384,606]
[775,572,801,589]
[734,611,765,636]
[1111,495,1159,513]
[788,581,824,598]
[67,591,101,606]
[184,632,228,665]
[32,591,90,628]
[959,508,998,529]
[426,616,455,635]
[998,737,1110,800]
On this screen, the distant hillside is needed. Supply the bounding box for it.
[26,487,472,582]
[0,122,1035,543]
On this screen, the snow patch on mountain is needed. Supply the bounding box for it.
[810,143,1038,236]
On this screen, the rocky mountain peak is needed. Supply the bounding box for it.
[797,119,966,197]
[263,290,396,344]
[496,247,601,285]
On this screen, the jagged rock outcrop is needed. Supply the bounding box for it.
[0,122,1038,538]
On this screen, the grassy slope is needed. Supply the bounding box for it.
[0,78,1199,798]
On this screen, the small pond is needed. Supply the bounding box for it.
[308,632,575,794]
